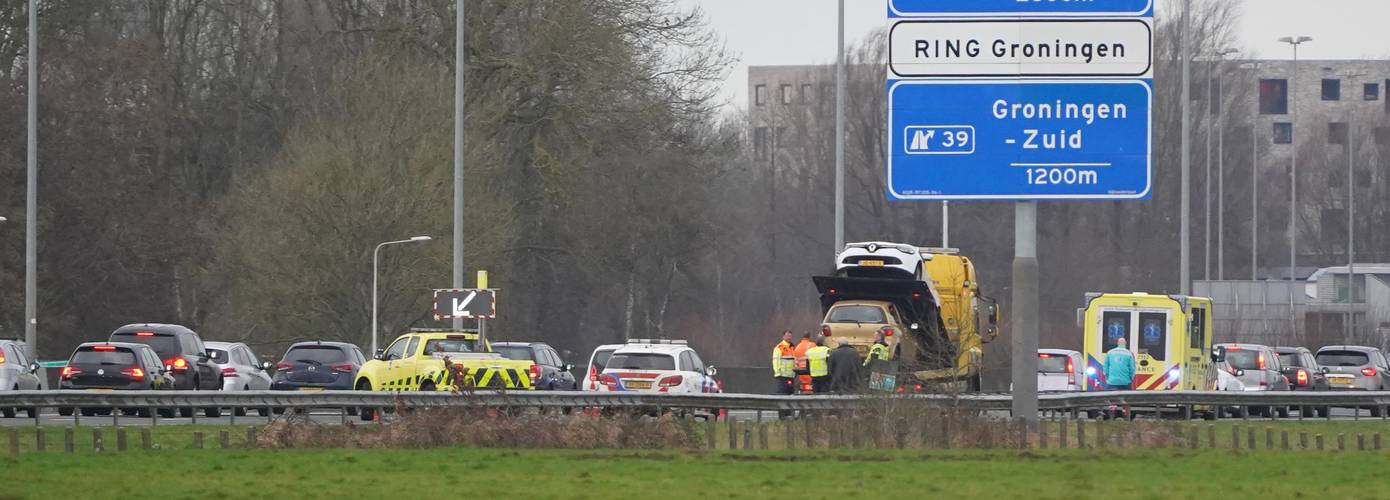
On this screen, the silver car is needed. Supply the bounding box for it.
[0,340,44,418]
[1315,346,1390,392]
[1215,343,1292,418]
[206,342,273,416]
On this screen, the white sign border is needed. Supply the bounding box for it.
[888,0,1153,18]
[887,18,1154,79]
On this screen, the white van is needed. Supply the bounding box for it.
[1037,349,1082,392]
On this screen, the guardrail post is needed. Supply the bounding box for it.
[1358,434,1365,451]
[92,429,102,452]
[1076,419,1086,448]
[1281,430,1289,450]
[1325,406,1332,421]
[35,427,45,452]
[1265,427,1273,450]
[1207,425,1215,449]
[246,428,257,449]
[1337,433,1345,451]
[1382,405,1387,420]
[193,431,204,449]
[727,420,737,450]
[63,427,73,453]
[1239,406,1248,420]
[1187,425,1197,449]
[8,428,17,456]
[1058,418,1069,449]
[742,426,751,450]
[758,423,768,450]
[1315,434,1324,450]
[33,406,40,427]
[116,429,127,451]
[804,419,813,449]
[142,428,151,450]
[220,430,230,449]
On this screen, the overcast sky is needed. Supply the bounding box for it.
[681,0,1390,111]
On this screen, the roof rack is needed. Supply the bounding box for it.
[626,338,687,345]
[409,328,479,334]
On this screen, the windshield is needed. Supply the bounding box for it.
[606,353,675,371]
[1226,350,1263,370]
[110,333,180,358]
[493,346,533,361]
[827,305,887,324]
[71,348,136,365]
[1037,354,1070,373]
[1317,350,1371,367]
[423,338,476,354]
[1275,351,1304,367]
[283,346,348,364]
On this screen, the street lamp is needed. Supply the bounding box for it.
[1277,35,1312,336]
[1204,47,1237,282]
[372,235,432,354]
[1210,48,1237,281]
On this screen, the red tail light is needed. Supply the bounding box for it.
[1065,358,1075,374]
[801,383,813,392]
[330,363,355,373]
[911,292,923,300]
[1296,369,1309,385]
[598,373,618,386]
[121,367,145,380]
[826,288,837,295]
[275,362,293,371]
[529,364,541,381]
[165,357,188,372]
[1363,367,1378,377]
[1039,353,1051,358]
[1257,354,1267,370]
[821,325,832,337]
[881,327,895,337]
[93,345,116,351]
[588,366,599,389]
[222,367,239,378]
[60,366,80,379]
[0,352,5,364]
[135,332,155,337]
[658,375,684,387]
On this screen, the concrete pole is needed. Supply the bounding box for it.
[942,201,949,248]
[1217,68,1225,280]
[452,0,465,331]
[833,0,845,254]
[1347,121,1355,339]
[25,0,38,360]
[1011,202,1038,425]
[1179,0,1191,296]
[1204,57,1212,282]
[1252,104,1259,280]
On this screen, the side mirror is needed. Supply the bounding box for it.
[563,364,575,372]
[259,361,273,371]
[201,351,213,360]
[1075,308,1085,328]
[1320,367,1330,375]
[909,323,920,331]
[989,304,1000,325]
[27,362,40,374]
[706,366,718,377]
[1235,369,1246,377]
[374,349,385,361]
[1211,346,1227,363]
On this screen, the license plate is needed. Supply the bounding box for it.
[626,380,653,390]
[1330,378,1353,385]
[298,387,325,391]
[859,260,884,267]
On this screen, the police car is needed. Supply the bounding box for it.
[596,339,720,394]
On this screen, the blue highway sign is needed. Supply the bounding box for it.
[887,80,1151,200]
[890,0,1153,17]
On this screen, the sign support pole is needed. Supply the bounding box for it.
[1011,201,1038,425]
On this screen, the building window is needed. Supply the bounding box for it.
[754,84,766,106]
[1322,79,1341,101]
[1375,126,1390,145]
[1273,122,1293,144]
[753,127,769,161]
[1259,79,1288,114]
[779,84,792,105]
[1366,83,1380,101]
[800,84,813,104]
[1329,122,1348,145]
[774,126,787,148]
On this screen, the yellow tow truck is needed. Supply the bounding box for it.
[354,330,537,397]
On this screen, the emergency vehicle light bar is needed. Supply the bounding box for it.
[626,339,688,345]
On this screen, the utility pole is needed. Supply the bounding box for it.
[25,0,39,360]
[1179,0,1191,295]
[1212,48,1236,280]
[1011,202,1038,425]
[452,0,465,331]
[1277,36,1311,334]
[833,0,845,254]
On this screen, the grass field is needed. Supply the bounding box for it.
[6,447,1390,499]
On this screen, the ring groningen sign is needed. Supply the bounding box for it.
[885,0,1153,201]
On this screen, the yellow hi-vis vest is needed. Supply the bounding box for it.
[864,343,891,366]
[772,343,796,378]
[807,346,831,377]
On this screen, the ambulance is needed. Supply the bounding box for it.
[1078,292,1217,392]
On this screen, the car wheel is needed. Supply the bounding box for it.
[0,407,13,418]
[80,408,96,417]
[357,380,376,421]
[179,407,194,418]
[158,407,176,418]
[205,405,221,418]
[257,407,271,417]
[24,407,37,419]
[1371,406,1385,418]
[1317,406,1330,418]
[1276,406,1290,418]
[137,407,152,418]
[58,407,73,417]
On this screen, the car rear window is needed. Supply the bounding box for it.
[590,349,616,372]
[71,348,136,365]
[208,348,231,365]
[827,305,886,323]
[111,333,180,357]
[283,346,348,364]
[1226,350,1263,370]
[606,353,675,371]
[1275,351,1305,367]
[493,346,534,361]
[1317,350,1371,367]
[1037,354,1070,373]
[423,338,477,354]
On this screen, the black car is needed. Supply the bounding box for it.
[493,342,577,390]
[109,323,223,417]
[271,341,366,391]
[1275,346,1332,417]
[59,342,176,417]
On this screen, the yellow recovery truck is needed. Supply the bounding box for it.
[914,248,999,391]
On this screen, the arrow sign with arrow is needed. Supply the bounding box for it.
[433,288,497,320]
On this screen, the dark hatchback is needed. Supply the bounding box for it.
[108,324,221,391]
[493,342,577,390]
[59,342,176,417]
[271,341,366,390]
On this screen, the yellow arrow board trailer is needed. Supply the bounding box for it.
[1080,293,1216,392]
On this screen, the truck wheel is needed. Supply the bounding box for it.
[968,374,983,392]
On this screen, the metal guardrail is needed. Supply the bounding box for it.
[4,390,1390,414]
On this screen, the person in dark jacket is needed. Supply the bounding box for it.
[827,337,863,393]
